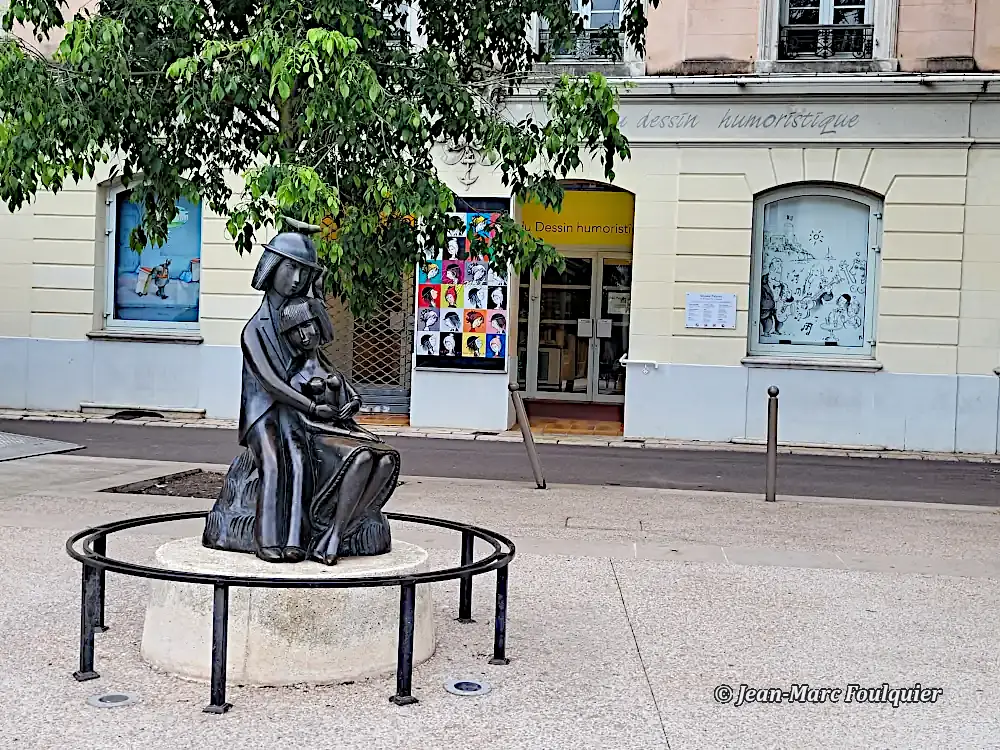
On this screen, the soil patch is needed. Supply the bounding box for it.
[104,469,224,499]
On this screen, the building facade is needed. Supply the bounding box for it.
[4,1,1000,452]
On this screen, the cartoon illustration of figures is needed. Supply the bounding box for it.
[486,334,505,358]
[418,308,439,331]
[847,297,863,329]
[488,286,506,310]
[489,312,507,334]
[839,253,867,294]
[445,238,466,260]
[760,258,792,335]
[418,334,438,355]
[487,264,507,286]
[821,293,852,341]
[419,285,439,308]
[152,259,172,299]
[466,287,485,309]
[464,310,485,333]
[443,285,461,308]
[443,311,462,332]
[465,334,484,357]
[444,262,464,285]
[440,332,459,355]
[419,261,441,283]
[466,261,488,286]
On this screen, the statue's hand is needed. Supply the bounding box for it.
[311,403,336,421]
[338,396,361,422]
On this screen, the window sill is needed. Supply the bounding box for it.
[754,59,899,74]
[742,356,883,372]
[88,330,204,345]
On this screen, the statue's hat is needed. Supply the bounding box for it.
[261,231,322,271]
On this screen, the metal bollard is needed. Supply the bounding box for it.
[765,386,779,502]
[508,383,546,489]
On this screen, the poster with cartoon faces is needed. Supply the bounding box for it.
[757,196,869,348]
[414,200,510,372]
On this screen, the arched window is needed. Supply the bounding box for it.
[748,184,881,357]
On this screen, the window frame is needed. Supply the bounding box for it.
[103,182,203,333]
[782,0,873,28]
[757,0,897,63]
[747,184,882,359]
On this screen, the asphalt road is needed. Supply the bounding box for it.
[4,418,1000,505]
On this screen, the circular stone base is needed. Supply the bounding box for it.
[140,538,436,686]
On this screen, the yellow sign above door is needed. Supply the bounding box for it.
[520,190,635,249]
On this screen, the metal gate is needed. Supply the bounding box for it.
[322,279,414,415]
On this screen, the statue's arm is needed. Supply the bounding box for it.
[242,327,317,416]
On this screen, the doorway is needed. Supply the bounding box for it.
[516,251,632,405]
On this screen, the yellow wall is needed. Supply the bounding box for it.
[4,144,1000,380]
[607,144,1000,377]
[0,175,263,346]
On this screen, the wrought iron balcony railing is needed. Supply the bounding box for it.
[778,24,874,60]
[538,28,623,60]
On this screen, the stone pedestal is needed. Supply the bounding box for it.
[140,538,436,686]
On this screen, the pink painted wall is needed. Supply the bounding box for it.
[646,0,759,74]
[897,0,977,70]
[974,0,1000,71]
[11,0,92,56]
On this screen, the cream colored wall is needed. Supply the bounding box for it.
[0,177,263,346]
[959,147,1000,374]
[645,0,759,74]
[622,145,998,377]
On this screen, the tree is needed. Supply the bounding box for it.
[1,0,656,317]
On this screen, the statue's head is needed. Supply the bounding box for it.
[251,232,322,297]
[278,295,333,351]
[279,297,321,353]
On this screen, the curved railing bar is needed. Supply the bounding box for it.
[66,511,514,588]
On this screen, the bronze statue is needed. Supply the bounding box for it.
[203,230,400,565]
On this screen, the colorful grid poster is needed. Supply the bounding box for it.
[414,197,510,372]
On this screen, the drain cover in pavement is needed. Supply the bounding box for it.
[0,431,82,462]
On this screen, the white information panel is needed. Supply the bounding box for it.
[685,293,737,329]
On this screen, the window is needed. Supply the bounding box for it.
[779,0,874,59]
[105,184,202,330]
[538,0,623,60]
[748,185,881,358]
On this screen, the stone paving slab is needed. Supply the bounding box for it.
[4,408,1000,463]
[3,457,1000,749]
[0,430,81,462]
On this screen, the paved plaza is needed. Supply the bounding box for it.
[1,453,998,749]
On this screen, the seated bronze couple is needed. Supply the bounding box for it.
[203,231,400,565]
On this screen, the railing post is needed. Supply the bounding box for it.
[765,386,779,503]
[93,533,109,632]
[508,383,546,489]
[72,563,101,682]
[390,582,419,705]
[203,584,232,714]
[488,565,510,665]
[457,530,475,623]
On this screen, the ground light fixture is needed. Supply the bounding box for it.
[87,692,139,708]
[444,678,491,697]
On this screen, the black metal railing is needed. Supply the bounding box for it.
[539,28,623,60]
[778,24,874,60]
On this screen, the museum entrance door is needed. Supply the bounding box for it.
[516,250,632,404]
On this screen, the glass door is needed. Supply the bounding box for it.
[592,255,631,402]
[522,257,595,400]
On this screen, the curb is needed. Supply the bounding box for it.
[2,409,1000,464]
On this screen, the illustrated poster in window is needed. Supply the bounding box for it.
[414,198,510,371]
[759,195,869,348]
[113,191,202,323]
